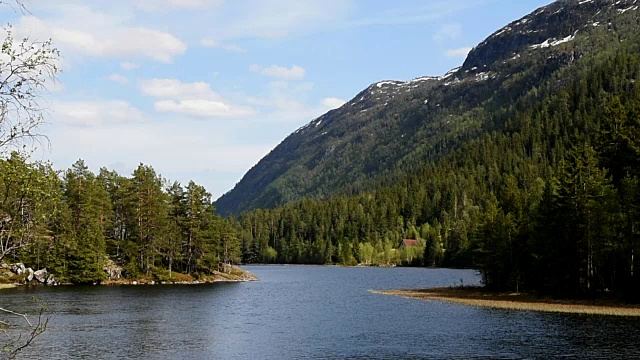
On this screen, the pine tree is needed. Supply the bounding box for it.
[61,160,109,283]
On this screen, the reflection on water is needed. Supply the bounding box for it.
[3,266,640,359]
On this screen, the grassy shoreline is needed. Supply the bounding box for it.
[0,266,258,288]
[371,287,640,317]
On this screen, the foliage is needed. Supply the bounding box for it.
[0,153,59,263]
[2,160,243,283]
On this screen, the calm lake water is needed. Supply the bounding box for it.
[3,265,640,359]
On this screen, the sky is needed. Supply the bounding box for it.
[1,0,551,200]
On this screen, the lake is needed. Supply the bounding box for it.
[2,265,640,359]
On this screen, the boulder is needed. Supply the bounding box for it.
[34,268,48,283]
[45,274,56,286]
[26,267,34,282]
[10,263,26,275]
[220,263,233,273]
[103,260,123,279]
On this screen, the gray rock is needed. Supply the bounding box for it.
[103,260,123,279]
[221,263,233,273]
[45,274,56,286]
[34,268,48,283]
[10,263,26,275]
[26,267,34,282]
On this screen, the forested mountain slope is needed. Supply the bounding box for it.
[216,0,640,215]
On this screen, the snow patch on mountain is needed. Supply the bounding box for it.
[618,5,638,13]
[530,33,576,49]
[443,67,461,80]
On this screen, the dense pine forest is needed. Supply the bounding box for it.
[235,50,640,299]
[220,1,640,300]
[0,158,242,283]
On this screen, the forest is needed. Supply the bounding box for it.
[0,158,242,284]
[234,50,640,299]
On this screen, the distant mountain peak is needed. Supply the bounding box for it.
[214,0,640,215]
[464,0,638,71]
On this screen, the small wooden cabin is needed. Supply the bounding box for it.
[399,239,418,250]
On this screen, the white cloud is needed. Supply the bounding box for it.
[15,9,187,63]
[134,0,224,12]
[120,62,140,70]
[200,39,217,47]
[140,79,219,100]
[433,23,462,42]
[42,120,275,198]
[140,78,255,118]
[52,100,146,127]
[246,82,345,124]
[250,64,306,80]
[155,99,254,117]
[201,0,352,40]
[321,97,346,110]
[200,39,247,52]
[350,0,485,27]
[108,73,129,84]
[446,47,472,58]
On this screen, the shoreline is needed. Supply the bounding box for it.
[371,287,640,317]
[0,266,258,289]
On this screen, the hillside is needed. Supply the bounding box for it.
[215,0,640,215]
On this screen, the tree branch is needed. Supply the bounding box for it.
[0,308,32,327]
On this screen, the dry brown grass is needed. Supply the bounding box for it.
[169,272,195,283]
[371,287,640,317]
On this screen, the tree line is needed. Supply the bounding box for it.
[1,158,241,283]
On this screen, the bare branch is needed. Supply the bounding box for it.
[8,307,47,358]
[0,1,29,15]
[0,308,32,327]
[0,27,60,155]
[1,301,48,359]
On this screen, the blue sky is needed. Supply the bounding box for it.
[3,0,551,199]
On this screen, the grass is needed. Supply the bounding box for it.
[370,287,640,317]
[101,267,258,285]
[169,272,195,283]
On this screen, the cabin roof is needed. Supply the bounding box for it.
[401,239,418,247]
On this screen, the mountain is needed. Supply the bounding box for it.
[215,0,640,215]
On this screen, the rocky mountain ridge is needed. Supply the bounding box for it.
[215,0,640,215]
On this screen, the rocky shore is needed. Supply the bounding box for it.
[1,262,58,285]
[0,261,257,287]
